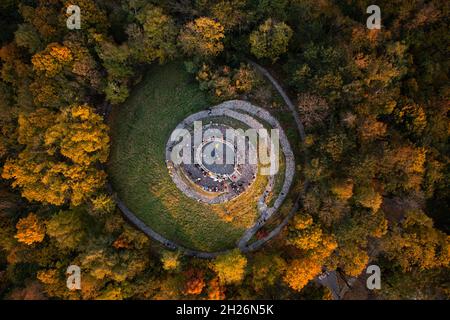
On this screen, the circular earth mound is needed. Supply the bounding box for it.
[108,63,295,253]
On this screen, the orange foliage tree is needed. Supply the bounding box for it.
[184,269,206,296]
[207,277,226,300]
[283,214,337,291]
[15,212,46,245]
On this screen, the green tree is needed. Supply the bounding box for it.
[127,5,178,64]
[210,0,248,31]
[381,209,450,271]
[92,34,133,104]
[14,24,42,54]
[250,252,286,292]
[46,209,85,250]
[249,18,292,61]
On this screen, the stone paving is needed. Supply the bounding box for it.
[165,102,293,206]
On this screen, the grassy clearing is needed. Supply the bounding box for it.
[108,62,264,252]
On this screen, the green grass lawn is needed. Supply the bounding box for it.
[107,62,262,252]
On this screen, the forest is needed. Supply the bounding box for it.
[0,0,448,300]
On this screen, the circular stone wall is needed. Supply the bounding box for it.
[165,100,295,213]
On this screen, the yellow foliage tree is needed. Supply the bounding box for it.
[331,179,354,201]
[91,193,115,215]
[354,185,383,212]
[381,209,450,271]
[44,105,110,166]
[287,215,323,250]
[37,269,59,285]
[161,251,181,271]
[2,105,109,206]
[211,249,247,285]
[284,213,338,291]
[287,214,337,257]
[337,244,370,277]
[32,43,73,77]
[179,17,225,57]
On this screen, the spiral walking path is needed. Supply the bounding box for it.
[112,61,307,258]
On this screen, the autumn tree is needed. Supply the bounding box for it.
[331,179,354,201]
[196,63,258,100]
[80,238,149,283]
[32,43,73,78]
[14,24,42,54]
[90,194,115,216]
[2,105,109,206]
[127,5,178,64]
[46,209,85,250]
[63,0,109,33]
[353,185,383,212]
[66,39,102,90]
[179,17,225,57]
[283,257,322,291]
[394,102,427,136]
[45,105,109,166]
[161,251,181,271]
[334,211,388,276]
[0,43,34,111]
[250,252,286,292]
[92,34,133,104]
[15,212,46,245]
[210,0,248,31]
[357,116,387,142]
[184,269,206,295]
[207,277,226,300]
[296,93,330,130]
[249,18,292,61]
[19,2,59,40]
[381,209,450,271]
[379,144,426,193]
[211,249,247,285]
[283,214,337,291]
